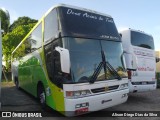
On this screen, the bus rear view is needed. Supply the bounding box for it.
[120,29,156,93]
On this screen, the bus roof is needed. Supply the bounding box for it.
[119,28,152,37]
[12,4,114,55]
[44,4,112,18]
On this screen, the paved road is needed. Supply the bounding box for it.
[1,82,160,120]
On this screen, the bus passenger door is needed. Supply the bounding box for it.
[52,48,65,112]
[44,41,65,112]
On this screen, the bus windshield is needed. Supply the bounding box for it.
[63,37,127,83]
[131,31,154,50]
[58,7,120,41]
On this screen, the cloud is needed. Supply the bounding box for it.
[9,9,19,24]
[154,26,160,31]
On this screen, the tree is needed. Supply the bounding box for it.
[0,9,10,33]
[2,24,35,70]
[9,16,37,31]
[2,16,37,71]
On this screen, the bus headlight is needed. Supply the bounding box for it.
[74,91,81,96]
[119,83,128,89]
[66,90,91,98]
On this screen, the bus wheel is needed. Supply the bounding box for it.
[15,77,20,89]
[37,85,46,109]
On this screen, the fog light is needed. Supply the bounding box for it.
[81,103,87,107]
[75,104,81,108]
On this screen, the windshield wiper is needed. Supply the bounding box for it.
[89,61,104,84]
[101,51,122,80]
[89,51,121,84]
[105,61,122,80]
[101,50,121,80]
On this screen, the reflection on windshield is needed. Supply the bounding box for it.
[101,40,127,78]
[63,37,127,83]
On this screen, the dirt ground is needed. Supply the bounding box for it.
[1,82,160,120]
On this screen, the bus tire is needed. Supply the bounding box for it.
[15,77,20,89]
[37,83,46,109]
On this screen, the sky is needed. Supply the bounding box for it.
[0,0,160,50]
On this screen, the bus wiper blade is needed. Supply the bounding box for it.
[101,50,121,80]
[90,51,121,84]
[106,61,122,80]
[89,62,103,84]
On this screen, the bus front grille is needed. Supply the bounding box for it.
[91,85,119,93]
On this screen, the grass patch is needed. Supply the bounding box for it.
[1,81,14,87]
[156,72,160,88]
[157,80,160,88]
[1,79,12,82]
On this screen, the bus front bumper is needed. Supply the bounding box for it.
[129,80,157,93]
[64,88,128,116]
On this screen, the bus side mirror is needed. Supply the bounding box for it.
[55,46,70,73]
[123,51,137,71]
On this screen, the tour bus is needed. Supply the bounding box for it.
[11,4,129,116]
[120,28,157,93]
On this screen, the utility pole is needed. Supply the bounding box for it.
[0,19,8,82]
[0,18,1,111]
[0,19,2,82]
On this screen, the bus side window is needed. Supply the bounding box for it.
[44,9,58,44]
[45,41,58,80]
[44,39,63,88]
[24,37,31,54]
[31,22,42,52]
[52,50,62,88]
[53,50,61,74]
[45,44,53,80]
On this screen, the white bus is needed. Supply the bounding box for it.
[12,4,129,116]
[120,29,156,93]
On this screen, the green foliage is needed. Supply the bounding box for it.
[2,16,37,71]
[9,16,38,31]
[2,24,35,70]
[0,9,10,33]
